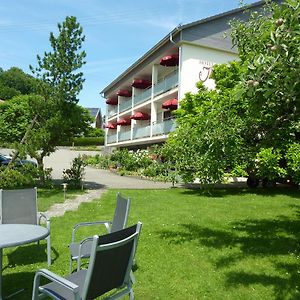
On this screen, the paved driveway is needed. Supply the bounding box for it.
[45,148,173,189]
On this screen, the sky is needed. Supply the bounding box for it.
[0,0,258,113]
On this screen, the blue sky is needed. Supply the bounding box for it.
[0,0,258,113]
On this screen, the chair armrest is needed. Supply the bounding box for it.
[33,268,79,297]
[72,221,112,242]
[38,212,50,230]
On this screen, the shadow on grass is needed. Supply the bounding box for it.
[179,186,300,199]
[2,271,35,300]
[158,205,300,299]
[47,180,106,191]
[3,244,59,270]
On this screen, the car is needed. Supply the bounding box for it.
[0,153,37,167]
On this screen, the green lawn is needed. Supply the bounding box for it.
[37,187,85,211]
[2,187,300,299]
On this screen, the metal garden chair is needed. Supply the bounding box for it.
[32,222,142,300]
[0,187,51,266]
[69,192,131,272]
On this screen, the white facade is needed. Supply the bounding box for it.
[103,43,238,148]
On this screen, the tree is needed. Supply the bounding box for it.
[163,0,300,185]
[163,62,246,185]
[30,16,86,104]
[0,67,37,100]
[8,16,89,183]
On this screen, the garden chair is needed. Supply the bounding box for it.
[32,222,142,300]
[69,192,131,272]
[0,187,51,266]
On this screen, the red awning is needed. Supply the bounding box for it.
[105,123,117,129]
[116,89,132,97]
[131,79,152,89]
[162,98,178,110]
[130,111,150,120]
[106,98,118,105]
[116,118,131,126]
[160,54,179,67]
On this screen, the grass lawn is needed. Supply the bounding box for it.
[2,187,300,299]
[37,187,86,211]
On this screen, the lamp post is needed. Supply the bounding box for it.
[61,183,68,201]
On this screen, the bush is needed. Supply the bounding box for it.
[62,155,86,188]
[0,164,38,188]
[255,148,286,182]
[83,154,111,169]
[59,137,104,146]
[85,128,104,137]
[286,143,300,185]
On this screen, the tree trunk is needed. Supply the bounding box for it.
[9,115,38,166]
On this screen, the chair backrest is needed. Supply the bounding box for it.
[82,222,142,299]
[0,188,38,225]
[110,192,131,233]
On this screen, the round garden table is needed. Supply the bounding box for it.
[0,224,49,299]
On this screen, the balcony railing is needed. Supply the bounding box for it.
[119,100,132,113]
[106,133,117,144]
[133,125,151,139]
[133,87,151,106]
[108,107,117,118]
[153,71,178,97]
[118,130,131,142]
[152,119,176,136]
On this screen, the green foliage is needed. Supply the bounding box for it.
[0,95,36,143]
[1,16,90,181]
[163,0,299,185]
[30,16,86,104]
[286,143,300,184]
[163,63,245,185]
[0,67,37,100]
[85,127,104,137]
[0,164,38,188]
[255,147,286,181]
[83,154,110,169]
[59,136,104,146]
[62,155,86,188]
[110,149,153,171]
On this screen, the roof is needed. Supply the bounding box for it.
[100,0,274,95]
[85,107,100,118]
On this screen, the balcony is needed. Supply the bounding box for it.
[118,130,131,142]
[119,100,132,113]
[107,133,117,144]
[133,87,151,106]
[108,107,117,118]
[153,71,178,98]
[133,125,151,139]
[152,119,176,136]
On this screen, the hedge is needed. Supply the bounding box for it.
[59,137,104,146]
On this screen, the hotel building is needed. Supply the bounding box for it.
[101,1,266,149]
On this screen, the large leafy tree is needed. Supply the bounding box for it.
[163,0,300,185]
[6,16,90,181]
[0,67,37,100]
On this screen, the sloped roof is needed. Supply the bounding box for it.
[100,0,275,95]
[85,107,100,118]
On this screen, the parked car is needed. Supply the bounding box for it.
[0,153,37,167]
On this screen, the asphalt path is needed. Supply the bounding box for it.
[43,148,174,189]
[1,147,174,189]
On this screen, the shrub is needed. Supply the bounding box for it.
[0,164,38,188]
[62,155,86,188]
[255,148,286,181]
[286,143,300,185]
[59,137,104,146]
[83,154,111,169]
